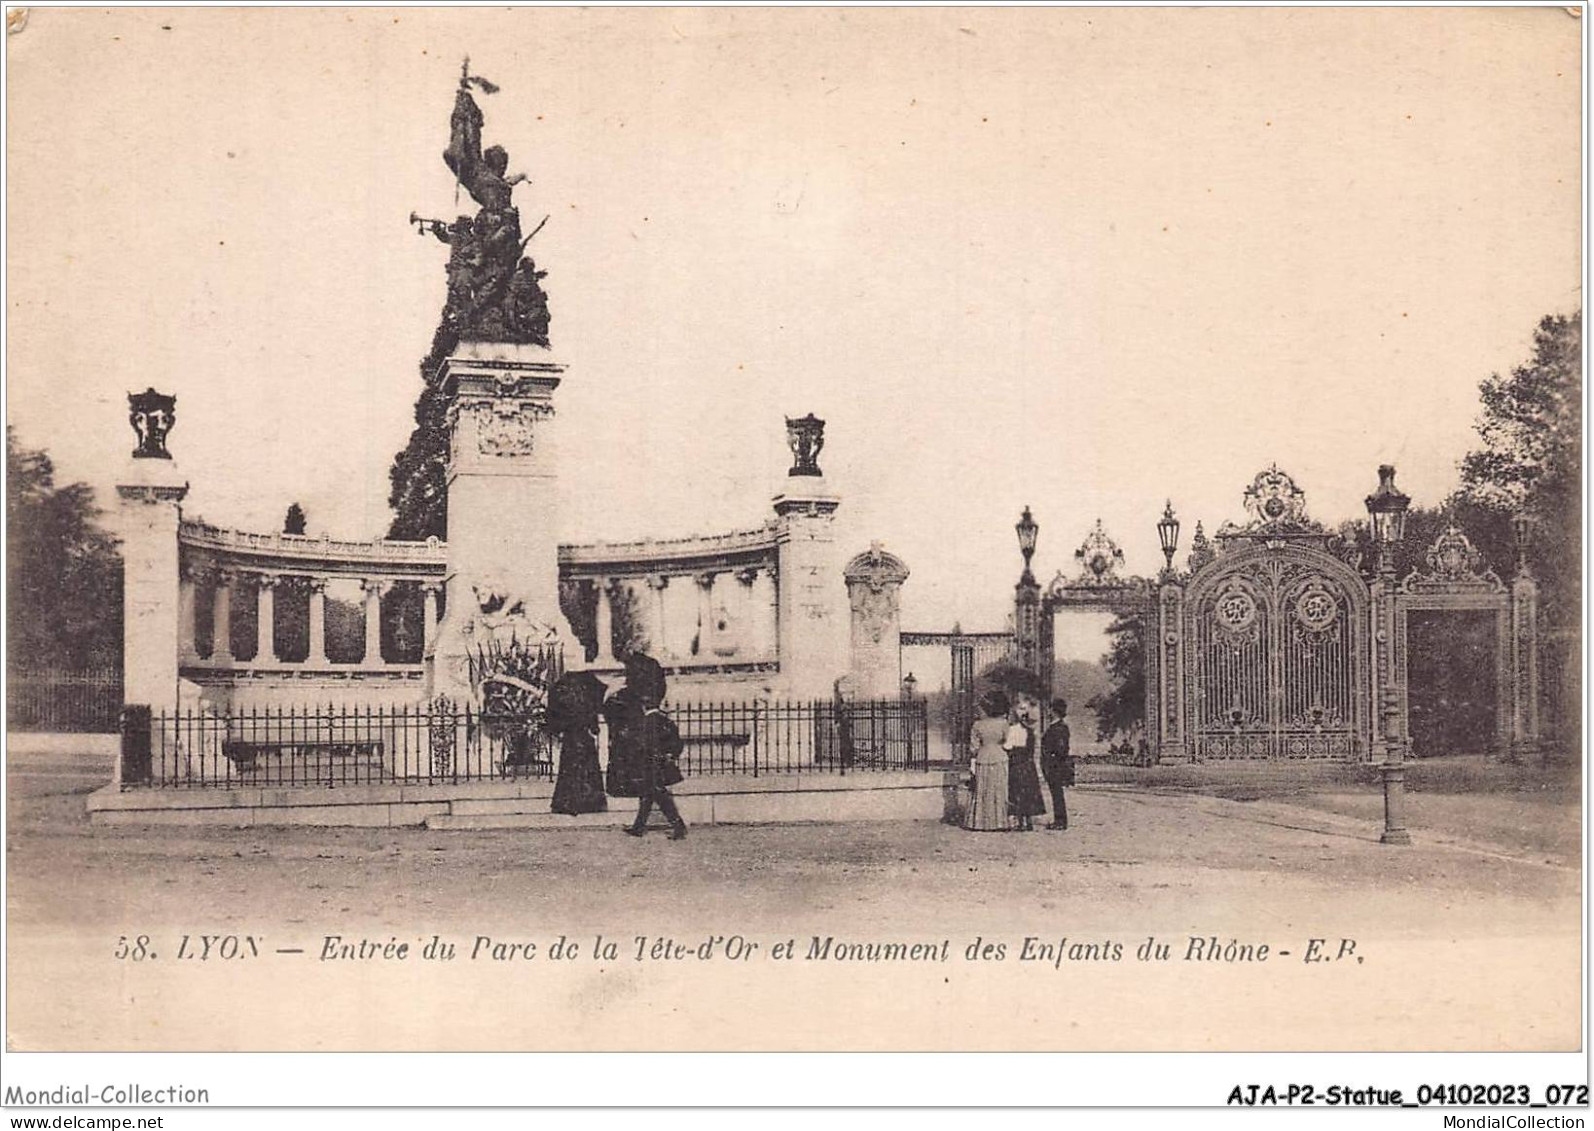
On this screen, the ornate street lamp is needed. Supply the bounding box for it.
[1364,464,1411,576]
[902,671,918,700]
[1364,463,1412,845]
[1015,506,1039,583]
[1156,501,1180,575]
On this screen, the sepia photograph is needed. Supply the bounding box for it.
[2,2,1585,1108]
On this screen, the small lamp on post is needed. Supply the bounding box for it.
[1365,464,1412,845]
[1156,501,1181,580]
[1015,506,1039,584]
[1014,507,1042,674]
[1365,464,1411,578]
[901,671,918,700]
[1512,510,1534,577]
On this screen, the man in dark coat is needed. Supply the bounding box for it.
[613,654,688,840]
[1040,697,1074,830]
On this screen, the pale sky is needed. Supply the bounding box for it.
[6,7,1581,633]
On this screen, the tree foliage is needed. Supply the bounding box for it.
[6,427,122,671]
[283,502,307,535]
[386,355,453,541]
[1457,311,1581,628]
[1085,612,1145,743]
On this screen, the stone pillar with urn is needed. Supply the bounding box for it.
[772,414,846,699]
[116,389,190,718]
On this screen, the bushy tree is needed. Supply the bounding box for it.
[1457,311,1581,629]
[386,367,453,541]
[6,428,122,670]
[1085,612,1145,743]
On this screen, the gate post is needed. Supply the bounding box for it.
[1155,582,1185,763]
[120,704,153,788]
[1510,522,1541,762]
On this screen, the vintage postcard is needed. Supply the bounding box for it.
[3,4,1583,1089]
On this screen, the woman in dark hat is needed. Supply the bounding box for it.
[611,654,688,840]
[549,671,609,815]
[1006,690,1047,832]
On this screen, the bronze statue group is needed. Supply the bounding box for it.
[544,653,688,841]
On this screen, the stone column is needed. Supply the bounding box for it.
[422,582,442,658]
[361,579,386,665]
[694,572,718,657]
[753,566,780,661]
[735,568,761,660]
[177,566,199,663]
[647,574,671,660]
[211,569,236,664]
[593,578,616,666]
[306,579,328,666]
[254,574,276,664]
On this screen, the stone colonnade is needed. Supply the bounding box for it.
[178,560,444,667]
[572,564,780,667]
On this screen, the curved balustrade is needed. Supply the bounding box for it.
[175,519,785,692]
[559,522,779,576]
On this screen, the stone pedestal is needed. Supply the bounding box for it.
[427,341,567,703]
[772,478,845,700]
[844,545,909,700]
[116,455,189,715]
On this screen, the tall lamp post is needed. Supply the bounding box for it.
[1366,464,1411,845]
[1014,507,1041,676]
[1157,501,1181,581]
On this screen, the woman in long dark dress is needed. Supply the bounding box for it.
[1005,693,1047,832]
[549,671,608,815]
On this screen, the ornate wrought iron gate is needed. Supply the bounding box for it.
[1186,549,1367,760]
[900,629,1014,761]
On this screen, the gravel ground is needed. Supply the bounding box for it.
[5,751,1582,1052]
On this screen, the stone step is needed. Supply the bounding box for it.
[427,810,642,831]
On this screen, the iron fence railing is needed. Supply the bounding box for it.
[127,705,555,789]
[8,667,123,733]
[670,698,929,776]
[121,697,930,789]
